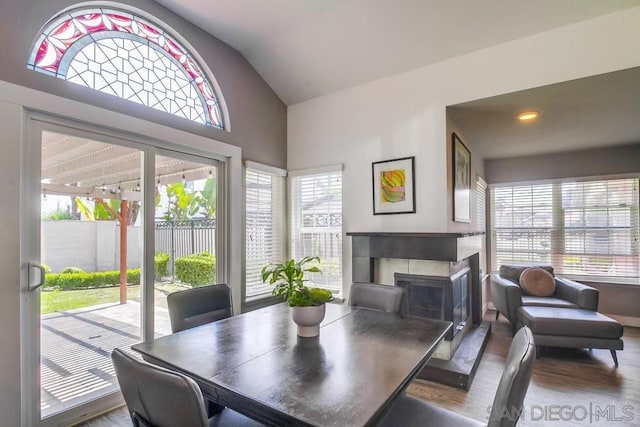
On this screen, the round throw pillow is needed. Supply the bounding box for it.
[519,267,556,297]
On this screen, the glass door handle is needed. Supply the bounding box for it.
[28,263,46,291]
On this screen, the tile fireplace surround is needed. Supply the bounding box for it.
[346,231,489,389]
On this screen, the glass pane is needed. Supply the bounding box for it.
[40,131,143,418]
[154,155,218,335]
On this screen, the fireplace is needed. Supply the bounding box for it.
[395,267,471,340]
[346,232,483,325]
[346,231,490,390]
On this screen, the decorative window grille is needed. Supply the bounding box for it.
[290,168,343,295]
[245,164,286,298]
[27,7,225,129]
[491,178,640,283]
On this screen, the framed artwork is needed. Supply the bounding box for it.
[452,133,471,223]
[372,156,415,215]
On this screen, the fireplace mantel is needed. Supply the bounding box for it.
[346,231,484,262]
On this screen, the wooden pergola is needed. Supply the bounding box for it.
[41,131,214,303]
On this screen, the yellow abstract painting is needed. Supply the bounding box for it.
[380,169,405,203]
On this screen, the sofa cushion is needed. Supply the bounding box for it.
[518,306,623,339]
[520,267,556,296]
[521,296,578,309]
[499,264,555,284]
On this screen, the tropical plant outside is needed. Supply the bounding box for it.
[161,178,216,221]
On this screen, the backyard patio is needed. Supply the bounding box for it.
[40,301,171,418]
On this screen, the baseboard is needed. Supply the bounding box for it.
[605,314,640,328]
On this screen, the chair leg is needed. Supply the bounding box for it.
[610,349,619,367]
[495,310,500,320]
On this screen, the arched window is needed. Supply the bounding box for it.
[28,7,226,130]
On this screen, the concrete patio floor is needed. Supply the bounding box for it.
[40,301,171,418]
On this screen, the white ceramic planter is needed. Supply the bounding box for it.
[291,304,326,337]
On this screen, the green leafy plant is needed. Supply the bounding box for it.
[154,252,171,278]
[198,177,217,219]
[175,252,216,286]
[163,182,201,220]
[42,206,72,220]
[261,256,333,307]
[44,269,141,290]
[62,266,85,274]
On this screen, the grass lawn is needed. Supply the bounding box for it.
[41,283,190,315]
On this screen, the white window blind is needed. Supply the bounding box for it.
[476,177,487,232]
[290,170,343,294]
[491,178,640,282]
[245,167,286,298]
[476,177,488,277]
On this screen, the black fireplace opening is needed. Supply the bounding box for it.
[395,268,471,340]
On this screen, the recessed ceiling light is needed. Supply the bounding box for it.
[517,111,540,122]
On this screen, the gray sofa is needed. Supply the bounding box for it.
[491,264,599,334]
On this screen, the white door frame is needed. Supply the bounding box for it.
[9,78,243,426]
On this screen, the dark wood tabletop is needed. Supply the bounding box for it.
[132,303,451,427]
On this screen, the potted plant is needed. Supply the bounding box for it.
[261,256,333,337]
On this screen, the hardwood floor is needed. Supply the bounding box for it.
[408,314,640,427]
[78,312,640,426]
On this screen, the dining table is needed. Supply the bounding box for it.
[131,302,452,426]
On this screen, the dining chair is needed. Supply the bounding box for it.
[167,284,233,333]
[348,282,404,313]
[376,326,535,427]
[111,349,262,427]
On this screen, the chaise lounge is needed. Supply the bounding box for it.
[492,265,623,366]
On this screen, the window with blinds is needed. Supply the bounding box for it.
[491,178,640,282]
[290,170,343,295]
[245,167,286,298]
[476,177,488,278]
[476,177,487,232]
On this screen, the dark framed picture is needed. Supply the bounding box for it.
[372,156,416,215]
[452,133,471,223]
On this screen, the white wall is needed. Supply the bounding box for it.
[42,222,142,273]
[287,7,640,292]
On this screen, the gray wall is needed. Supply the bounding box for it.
[485,143,640,184]
[484,143,640,322]
[0,0,287,168]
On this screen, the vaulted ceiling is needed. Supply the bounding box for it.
[150,1,640,159]
[155,0,640,105]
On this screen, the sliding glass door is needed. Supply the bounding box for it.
[23,119,225,426]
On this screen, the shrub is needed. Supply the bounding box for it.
[42,264,51,274]
[62,266,85,274]
[44,268,141,290]
[175,252,215,287]
[154,252,171,278]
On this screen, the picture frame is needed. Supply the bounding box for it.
[452,133,471,223]
[372,156,416,215]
